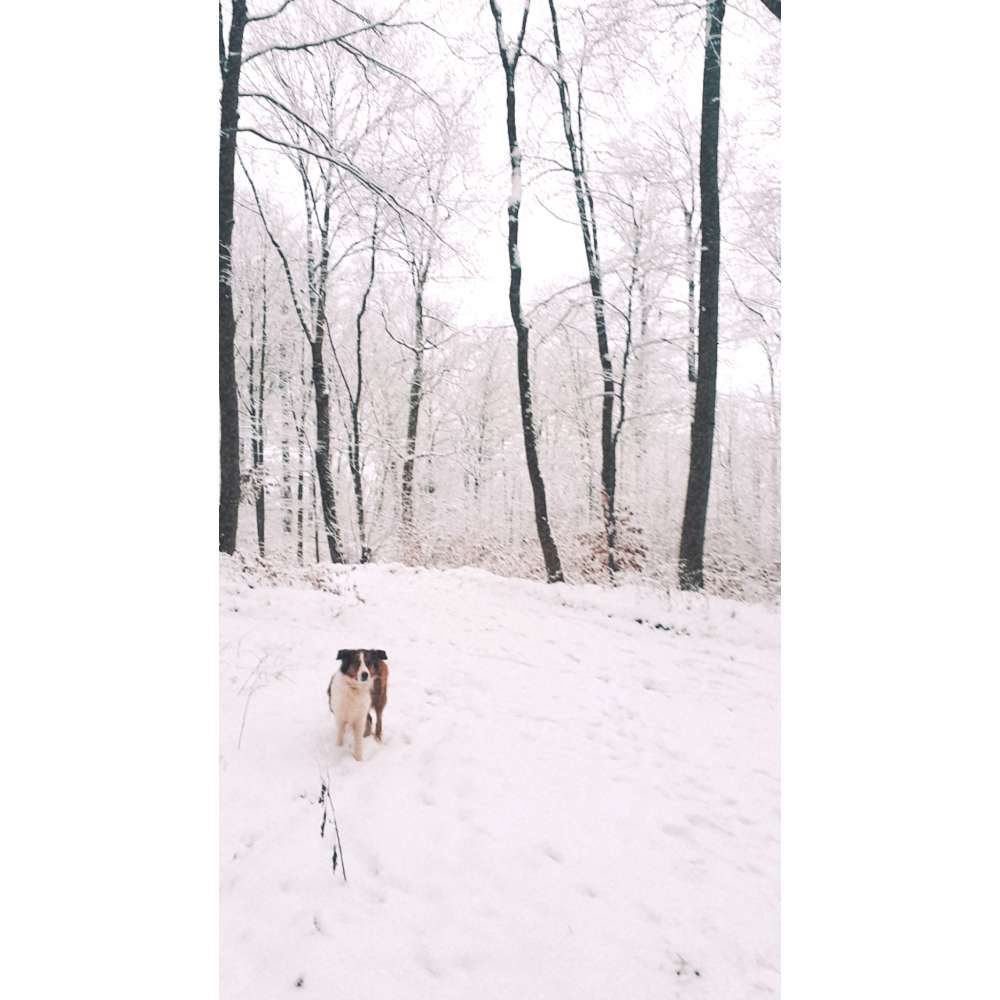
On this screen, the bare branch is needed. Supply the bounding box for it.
[489,0,531,73]
[238,126,416,223]
[240,91,336,154]
[237,151,313,343]
[244,19,424,64]
[246,0,296,23]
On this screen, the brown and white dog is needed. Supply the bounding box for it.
[327,649,389,761]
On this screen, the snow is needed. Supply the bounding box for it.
[221,559,779,998]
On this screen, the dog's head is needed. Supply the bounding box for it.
[336,648,387,684]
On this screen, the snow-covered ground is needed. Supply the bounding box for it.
[220,560,779,999]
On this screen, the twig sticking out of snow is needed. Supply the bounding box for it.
[236,652,268,749]
[318,773,347,883]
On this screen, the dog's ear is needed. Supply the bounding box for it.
[373,649,387,661]
[336,649,351,660]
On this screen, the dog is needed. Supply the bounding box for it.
[327,649,389,761]
[363,650,389,742]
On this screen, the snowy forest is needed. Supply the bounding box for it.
[219,0,781,601]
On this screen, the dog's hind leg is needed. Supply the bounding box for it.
[374,706,383,742]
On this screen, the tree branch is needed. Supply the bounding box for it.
[240,91,336,154]
[238,126,417,224]
[246,0,296,23]
[237,151,314,343]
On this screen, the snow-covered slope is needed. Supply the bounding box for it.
[220,561,779,999]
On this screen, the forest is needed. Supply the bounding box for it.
[219,0,781,601]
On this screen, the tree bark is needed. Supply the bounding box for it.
[490,0,564,584]
[311,335,343,563]
[312,466,320,563]
[346,220,378,564]
[219,1,248,554]
[400,272,427,547]
[546,0,617,578]
[679,0,726,592]
[253,263,268,557]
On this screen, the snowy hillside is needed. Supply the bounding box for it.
[220,560,779,999]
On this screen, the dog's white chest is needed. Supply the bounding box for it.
[330,674,371,721]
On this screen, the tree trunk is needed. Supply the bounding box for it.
[347,221,377,564]
[307,186,343,564]
[489,0,564,583]
[254,265,268,557]
[679,0,726,592]
[219,1,247,554]
[400,275,426,549]
[547,0,617,578]
[312,466,320,563]
[280,347,293,537]
[311,337,343,563]
[296,423,306,565]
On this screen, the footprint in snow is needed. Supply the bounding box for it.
[539,841,564,863]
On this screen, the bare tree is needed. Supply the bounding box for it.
[240,145,347,562]
[678,0,726,591]
[391,113,458,553]
[341,213,379,563]
[219,1,251,554]
[488,0,565,583]
[219,0,307,554]
[543,0,621,578]
[221,0,429,555]
[218,0,779,598]
[243,255,269,556]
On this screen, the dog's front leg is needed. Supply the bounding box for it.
[336,719,347,747]
[351,720,365,761]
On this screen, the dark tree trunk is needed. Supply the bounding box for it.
[347,221,377,564]
[547,0,617,578]
[400,269,428,549]
[254,270,267,557]
[311,337,343,563]
[308,191,343,563]
[490,0,564,584]
[312,467,320,563]
[679,0,726,591]
[294,349,307,565]
[219,1,247,554]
